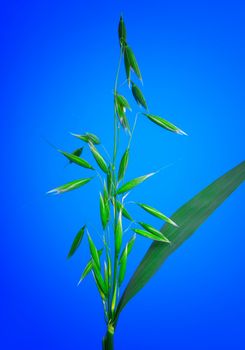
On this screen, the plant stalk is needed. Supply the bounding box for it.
[102,325,115,350]
[110,47,123,322]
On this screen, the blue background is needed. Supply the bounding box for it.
[1,0,245,349]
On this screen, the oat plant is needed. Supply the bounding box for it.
[48,16,245,350]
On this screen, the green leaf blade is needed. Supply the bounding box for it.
[115,161,245,324]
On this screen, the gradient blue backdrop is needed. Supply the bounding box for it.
[1,1,245,349]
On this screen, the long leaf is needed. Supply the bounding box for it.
[114,161,245,324]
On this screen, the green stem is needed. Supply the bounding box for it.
[113,47,123,165]
[102,326,114,350]
[110,47,124,320]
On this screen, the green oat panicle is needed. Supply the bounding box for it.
[47,15,245,350]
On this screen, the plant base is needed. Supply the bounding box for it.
[102,326,114,350]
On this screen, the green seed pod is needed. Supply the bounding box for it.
[69,147,83,163]
[89,143,108,173]
[116,201,133,221]
[77,249,103,285]
[67,225,86,258]
[117,172,155,195]
[115,97,130,131]
[111,282,117,315]
[92,263,108,299]
[137,202,178,227]
[131,82,148,110]
[115,210,123,256]
[125,46,142,82]
[124,46,131,84]
[47,178,93,195]
[87,233,101,270]
[116,94,131,111]
[118,245,127,287]
[107,166,113,197]
[143,113,187,135]
[118,16,126,47]
[70,132,101,145]
[100,192,110,230]
[118,148,129,182]
[59,150,94,169]
[133,228,170,243]
[138,222,170,243]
